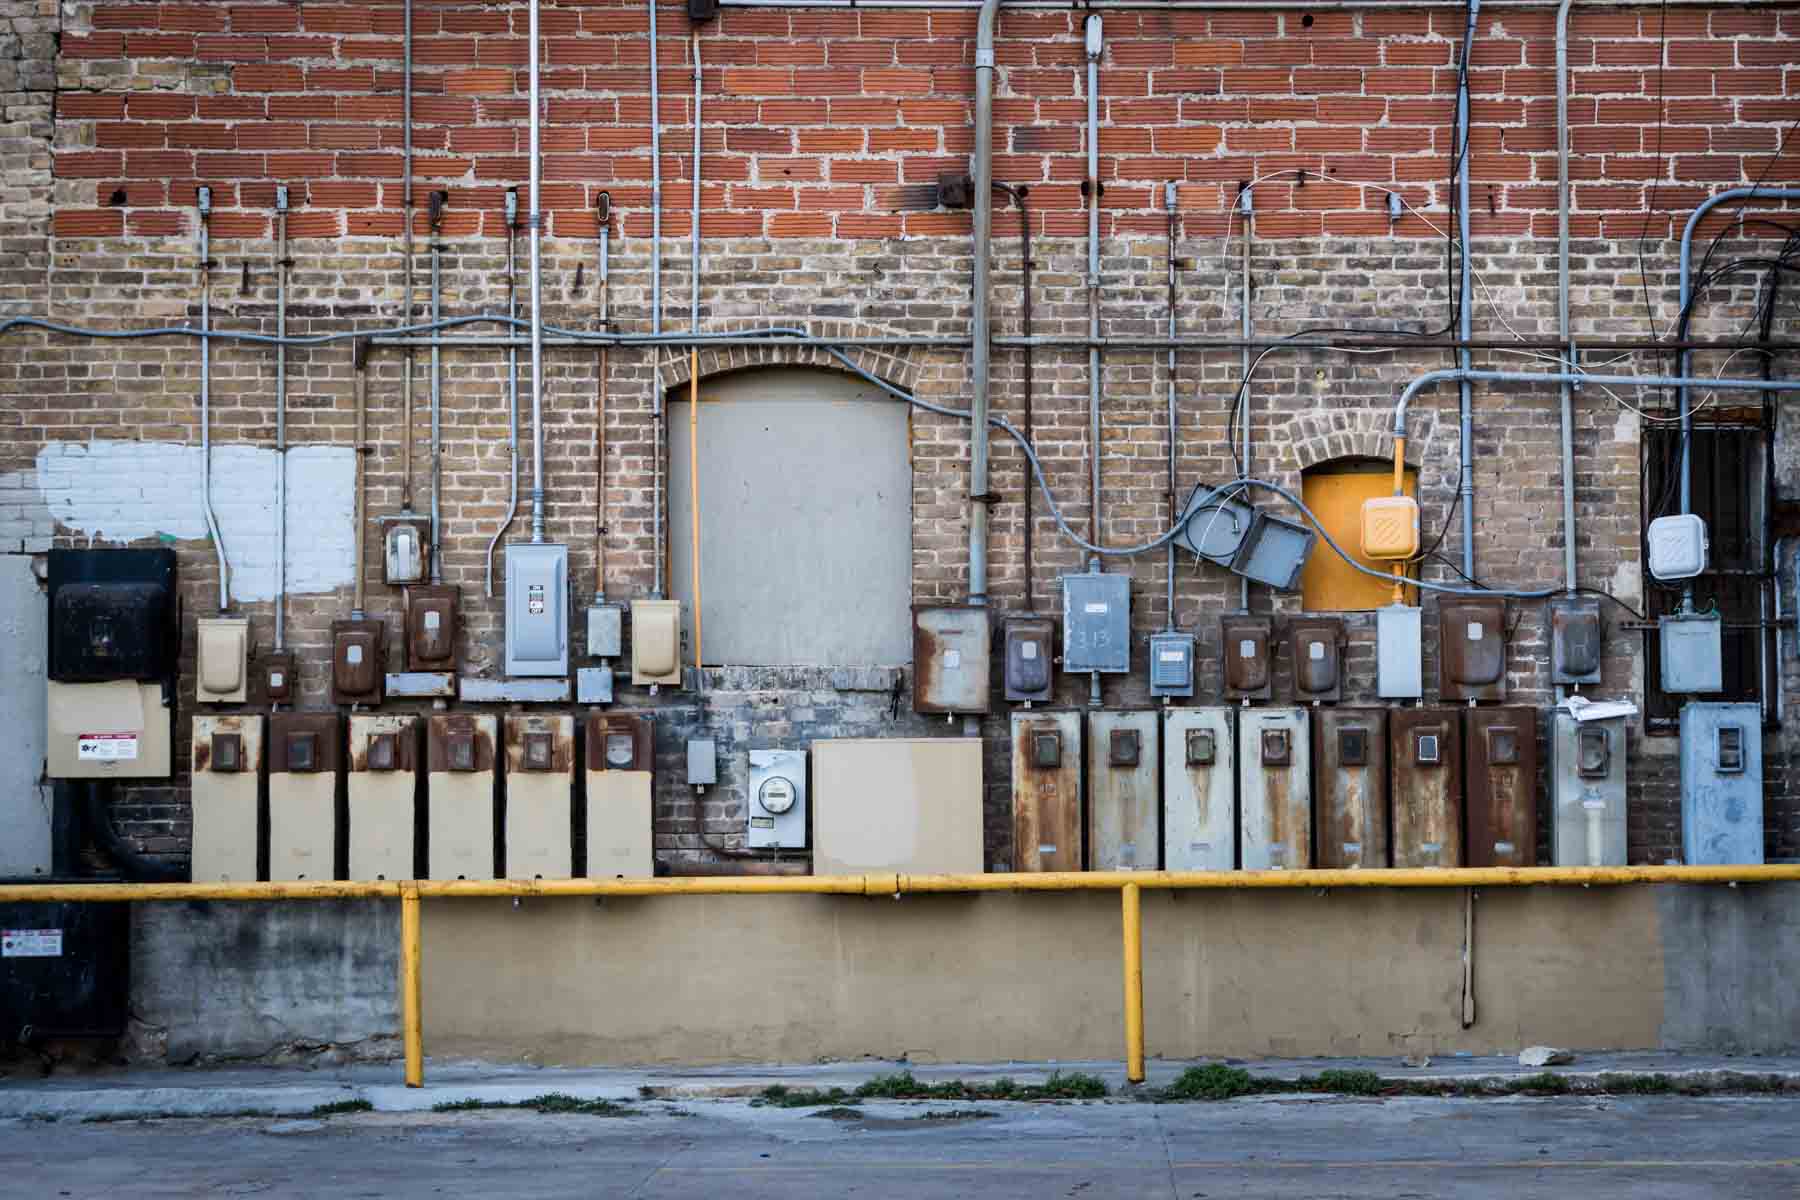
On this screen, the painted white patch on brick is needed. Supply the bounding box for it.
[31,442,355,602]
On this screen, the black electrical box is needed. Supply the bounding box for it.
[0,894,130,1043]
[47,549,177,683]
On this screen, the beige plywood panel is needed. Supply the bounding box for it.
[430,773,495,881]
[191,714,262,883]
[813,738,984,876]
[47,682,172,780]
[587,771,652,879]
[270,772,335,882]
[348,714,418,882]
[504,714,574,881]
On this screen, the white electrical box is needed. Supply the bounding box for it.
[268,713,339,882]
[504,713,575,880]
[585,713,653,878]
[1646,514,1708,581]
[428,713,497,880]
[1162,707,1235,871]
[748,748,807,849]
[504,543,569,677]
[191,714,264,882]
[1238,707,1310,870]
[631,599,683,687]
[382,516,430,585]
[348,713,418,882]
[195,617,248,703]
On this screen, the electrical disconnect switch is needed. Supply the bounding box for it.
[1439,597,1507,702]
[260,651,295,705]
[913,605,992,714]
[381,516,431,586]
[195,618,249,703]
[1288,617,1344,704]
[504,543,569,678]
[1548,595,1603,685]
[630,600,683,688]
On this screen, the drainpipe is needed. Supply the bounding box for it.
[527,0,547,544]
[197,186,229,611]
[969,0,1001,608]
[1164,180,1179,633]
[1555,0,1576,595]
[1084,12,1103,571]
[1238,183,1251,612]
[273,185,289,649]
[428,189,447,576]
[1456,0,1478,579]
[485,189,522,597]
[649,0,665,595]
[401,0,415,516]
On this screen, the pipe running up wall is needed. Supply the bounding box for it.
[1456,0,1479,578]
[527,0,547,544]
[429,191,446,577]
[649,0,665,595]
[484,190,522,598]
[197,186,229,611]
[969,0,1001,608]
[1555,0,1577,596]
[274,186,289,647]
[1084,12,1103,569]
[400,0,415,516]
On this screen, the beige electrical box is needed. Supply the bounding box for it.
[195,618,249,703]
[191,714,264,882]
[427,713,497,880]
[268,712,340,881]
[1361,495,1420,560]
[813,738,984,876]
[46,681,173,779]
[349,714,419,882]
[630,599,682,686]
[585,713,653,878]
[503,713,575,880]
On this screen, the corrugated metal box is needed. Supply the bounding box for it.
[1011,711,1082,872]
[1086,710,1160,871]
[191,713,264,883]
[1238,707,1310,870]
[1389,707,1462,868]
[427,713,497,880]
[1312,708,1387,869]
[1464,707,1538,868]
[1162,708,1235,871]
[814,738,984,876]
[1549,712,1627,866]
[1680,702,1763,866]
[348,713,419,882]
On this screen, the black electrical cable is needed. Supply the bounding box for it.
[1423,552,1651,622]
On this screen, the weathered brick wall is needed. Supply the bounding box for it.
[8,1,1800,869]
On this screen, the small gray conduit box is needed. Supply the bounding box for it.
[1062,571,1131,674]
[586,602,623,659]
[1660,612,1723,695]
[1148,631,1195,699]
[505,543,569,677]
[1230,511,1315,592]
[687,738,717,789]
[1377,605,1423,700]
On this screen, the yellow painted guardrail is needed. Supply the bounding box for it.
[2,864,1798,1087]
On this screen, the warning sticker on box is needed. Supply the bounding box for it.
[1084,602,1109,614]
[3,930,62,958]
[77,734,138,762]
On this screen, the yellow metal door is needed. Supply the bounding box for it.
[1300,465,1418,611]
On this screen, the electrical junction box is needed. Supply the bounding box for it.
[1389,708,1462,869]
[329,618,385,706]
[1230,511,1316,592]
[1376,604,1423,700]
[1464,707,1538,868]
[1238,708,1309,870]
[586,602,624,659]
[505,543,569,678]
[630,599,683,687]
[47,548,177,683]
[813,738,984,876]
[405,584,459,673]
[748,749,807,850]
[348,714,419,882]
[381,515,430,586]
[259,651,295,705]
[0,897,130,1043]
[504,713,575,880]
[1646,514,1708,582]
[575,665,615,706]
[1660,612,1724,694]
[1360,495,1420,560]
[1162,707,1235,871]
[1174,483,1256,568]
[1062,571,1131,675]
[587,713,653,878]
[191,714,264,883]
[46,681,172,781]
[195,618,249,704]
[1011,710,1081,872]
[1680,702,1763,866]
[686,737,716,788]
[1312,708,1388,869]
[1548,595,1603,686]
[1288,617,1345,704]
[427,713,497,880]
[912,605,992,714]
[1220,614,1273,701]
[1003,616,1056,704]
[268,712,340,882]
[1086,710,1159,871]
[1148,631,1195,700]
[1549,712,1627,867]
[1439,597,1507,702]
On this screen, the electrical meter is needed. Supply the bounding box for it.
[747,749,807,849]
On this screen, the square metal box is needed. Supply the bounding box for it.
[1680,702,1763,866]
[1220,614,1273,701]
[1376,605,1423,700]
[405,585,459,672]
[586,602,624,659]
[1288,617,1344,703]
[1174,484,1256,566]
[1148,631,1195,699]
[1439,597,1506,702]
[329,618,384,706]
[1548,595,1603,685]
[1062,572,1131,675]
[913,605,992,714]
[505,543,570,677]
[1660,612,1723,694]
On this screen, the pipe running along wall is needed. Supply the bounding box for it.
[196,186,228,611]
[485,190,522,598]
[527,0,547,544]
[400,0,415,517]
[968,0,1001,608]
[1555,0,1576,597]
[1456,0,1478,578]
[273,186,289,645]
[649,0,665,596]
[1084,12,1103,570]
[429,190,446,577]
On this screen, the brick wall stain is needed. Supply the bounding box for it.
[5,2,1799,869]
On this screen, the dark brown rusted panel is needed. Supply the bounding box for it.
[585,712,653,772]
[350,717,419,773]
[427,713,495,774]
[1548,595,1602,685]
[1287,617,1344,703]
[504,714,574,774]
[329,618,385,705]
[1220,615,1273,701]
[1438,597,1506,702]
[1312,708,1388,869]
[1012,711,1081,872]
[1464,706,1539,868]
[269,712,342,774]
[1389,707,1463,868]
[259,651,296,704]
[913,605,992,714]
[405,584,459,672]
[1002,616,1056,703]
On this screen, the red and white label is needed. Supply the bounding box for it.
[77,733,138,761]
[3,930,62,958]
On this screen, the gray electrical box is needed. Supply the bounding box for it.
[1660,612,1723,694]
[1549,712,1627,867]
[1376,604,1423,699]
[687,738,717,789]
[1162,707,1234,871]
[1548,595,1603,686]
[1148,631,1195,699]
[913,605,992,714]
[1238,707,1310,870]
[1003,616,1056,704]
[1174,484,1255,567]
[586,602,624,659]
[504,543,570,677]
[1062,571,1131,674]
[748,748,807,850]
[1680,702,1763,866]
[1086,710,1160,871]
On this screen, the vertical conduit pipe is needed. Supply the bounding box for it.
[969,0,1001,608]
[274,186,289,648]
[1238,185,1251,612]
[352,335,370,618]
[1084,13,1103,570]
[1456,0,1479,578]
[485,190,522,597]
[691,33,702,335]
[527,0,547,544]
[428,191,446,576]
[649,0,665,595]
[1164,181,1179,631]
[400,0,415,515]
[1555,0,1576,596]
[690,34,705,665]
[197,187,229,611]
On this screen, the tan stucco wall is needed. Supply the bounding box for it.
[421,886,1664,1066]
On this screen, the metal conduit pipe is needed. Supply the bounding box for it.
[273,186,289,648]
[967,0,1001,608]
[1555,0,1576,595]
[352,335,370,618]
[1084,13,1103,569]
[692,33,702,334]
[1395,367,1800,438]
[1237,184,1251,611]
[649,0,665,595]
[715,0,1767,8]
[527,0,547,544]
[400,0,415,515]
[485,190,522,597]
[428,190,446,577]
[1457,0,1479,578]
[1164,181,1179,631]
[197,187,229,611]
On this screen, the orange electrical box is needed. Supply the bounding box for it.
[1300,464,1417,611]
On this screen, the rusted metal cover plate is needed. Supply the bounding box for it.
[1438,597,1506,701]
[1311,708,1388,869]
[1390,707,1464,867]
[504,713,576,776]
[1011,710,1081,872]
[1162,707,1235,871]
[329,617,385,704]
[192,713,265,774]
[405,584,460,672]
[1238,707,1310,870]
[1548,595,1602,685]
[1220,615,1273,700]
[1287,617,1345,703]
[268,712,342,774]
[913,605,993,714]
[1087,710,1160,871]
[1464,706,1539,867]
[1002,616,1056,703]
[585,712,654,772]
[427,713,497,774]
[349,713,419,774]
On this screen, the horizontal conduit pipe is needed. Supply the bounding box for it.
[1395,367,1800,438]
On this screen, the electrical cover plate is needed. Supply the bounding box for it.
[1220,615,1273,701]
[1376,605,1423,700]
[195,618,248,702]
[504,543,569,677]
[586,603,624,659]
[747,748,807,850]
[575,665,615,705]
[1174,483,1256,566]
[1061,572,1131,674]
[330,618,384,705]
[1148,631,1195,699]
[1360,495,1420,560]
[1646,514,1708,581]
[47,548,178,683]
[1548,595,1603,685]
[381,516,430,585]
[1229,511,1316,592]
[630,600,682,686]
[1439,597,1506,701]
[912,606,992,714]
[1287,617,1344,703]
[405,585,459,672]
[1680,702,1763,866]
[1660,612,1724,695]
[1003,616,1056,703]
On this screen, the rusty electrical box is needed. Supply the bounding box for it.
[1390,708,1463,868]
[503,714,576,880]
[259,651,296,705]
[1238,707,1310,870]
[1002,616,1056,704]
[191,714,264,883]
[428,714,494,775]
[1438,597,1507,702]
[329,618,385,706]
[1464,707,1538,868]
[1087,710,1159,871]
[1312,708,1388,869]
[427,713,498,880]
[269,713,340,775]
[405,585,459,672]
[913,605,992,714]
[268,712,341,881]
[1012,710,1081,872]
[348,714,419,882]
[1548,595,1602,686]
[1288,617,1345,704]
[1220,614,1273,701]
[587,712,653,772]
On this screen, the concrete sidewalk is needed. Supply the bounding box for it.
[2,1051,1797,1121]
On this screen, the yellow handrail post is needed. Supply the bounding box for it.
[401,883,423,1088]
[1122,882,1144,1084]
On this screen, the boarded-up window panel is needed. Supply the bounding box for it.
[1300,462,1418,612]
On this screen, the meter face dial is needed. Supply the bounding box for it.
[758,777,796,814]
